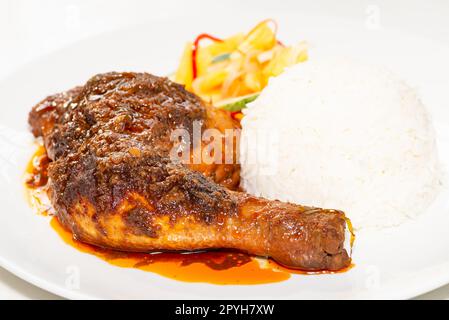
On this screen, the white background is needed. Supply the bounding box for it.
[0,0,448,299]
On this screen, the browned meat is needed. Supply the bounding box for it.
[29,72,351,271]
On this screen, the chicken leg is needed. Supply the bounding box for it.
[29,72,351,271]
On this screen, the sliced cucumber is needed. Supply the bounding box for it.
[212,53,231,64]
[215,93,259,112]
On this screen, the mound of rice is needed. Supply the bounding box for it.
[240,57,441,229]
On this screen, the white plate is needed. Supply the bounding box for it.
[1,12,449,300]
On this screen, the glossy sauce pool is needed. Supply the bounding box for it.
[25,145,351,285]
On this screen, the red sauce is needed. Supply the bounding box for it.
[49,217,290,284]
[25,145,351,285]
[25,145,52,216]
[25,145,49,188]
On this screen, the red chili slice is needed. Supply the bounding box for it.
[192,33,223,79]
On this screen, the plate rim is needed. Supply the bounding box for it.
[1,17,449,301]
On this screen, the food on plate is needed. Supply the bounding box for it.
[173,19,307,113]
[240,57,441,229]
[214,93,259,112]
[28,72,352,271]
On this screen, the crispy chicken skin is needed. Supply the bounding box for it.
[29,72,351,271]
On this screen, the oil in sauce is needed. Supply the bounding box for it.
[49,216,290,284]
[25,145,53,216]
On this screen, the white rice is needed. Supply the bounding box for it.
[240,57,441,229]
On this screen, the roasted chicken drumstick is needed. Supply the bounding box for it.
[29,72,351,271]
